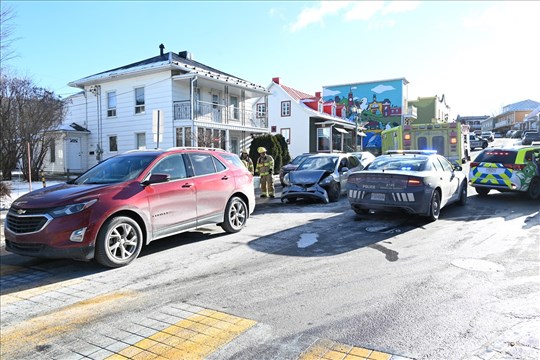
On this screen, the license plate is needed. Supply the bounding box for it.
[371,193,385,201]
[485,168,498,174]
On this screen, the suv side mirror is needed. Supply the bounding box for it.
[142,173,170,186]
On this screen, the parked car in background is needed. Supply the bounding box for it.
[481,131,495,142]
[5,148,256,268]
[469,146,540,199]
[281,152,373,204]
[521,131,540,145]
[346,150,468,221]
[278,153,313,186]
[506,130,516,138]
[511,130,523,139]
[494,132,504,138]
[468,133,489,150]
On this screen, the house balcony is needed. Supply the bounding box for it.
[174,100,268,129]
[403,105,417,119]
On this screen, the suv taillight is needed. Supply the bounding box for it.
[470,162,479,168]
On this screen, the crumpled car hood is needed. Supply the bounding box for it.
[289,170,330,185]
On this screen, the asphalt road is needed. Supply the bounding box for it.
[1,139,539,360]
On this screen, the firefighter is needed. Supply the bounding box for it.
[240,149,254,174]
[256,147,275,198]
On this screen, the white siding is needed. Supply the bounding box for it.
[267,84,311,158]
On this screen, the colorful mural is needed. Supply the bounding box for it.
[323,79,405,153]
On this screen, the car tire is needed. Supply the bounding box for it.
[220,196,248,233]
[458,181,468,206]
[428,190,441,221]
[354,208,369,215]
[528,177,540,200]
[95,216,143,268]
[286,197,297,204]
[482,142,488,149]
[475,187,490,196]
[328,182,340,202]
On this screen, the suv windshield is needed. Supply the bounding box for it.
[474,150,517,164]
[74,154,158,184]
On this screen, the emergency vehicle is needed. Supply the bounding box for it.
[381,123,470,164]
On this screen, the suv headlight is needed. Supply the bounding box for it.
[320,176,333,185]
[48,199,98,218]
[283,173,291,186]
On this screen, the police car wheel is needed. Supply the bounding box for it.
[475,187,489,196]
[428,191,441,222]
[458,181,468,205]
[528,177,540,200]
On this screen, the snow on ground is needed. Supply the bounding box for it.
[1,174,64,215]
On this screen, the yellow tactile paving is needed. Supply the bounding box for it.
[299,338,406,360]
[0,264,24,276]
[106,308,256,360]
[0,278,85,306]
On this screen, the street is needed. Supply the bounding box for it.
[1,143,539,360]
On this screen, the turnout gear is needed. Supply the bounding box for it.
[240,150,254,174]
[256,149,275,197]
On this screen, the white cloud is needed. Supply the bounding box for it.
[288,1,351,32]
[371,84,395,94]
[382,1,421,15]
[345,1,385,21]
[287,0,421,32]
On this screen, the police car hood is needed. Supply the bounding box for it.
[289,170,331,185]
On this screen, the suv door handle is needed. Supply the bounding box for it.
[181,183,193,188]
[221,176,229,180]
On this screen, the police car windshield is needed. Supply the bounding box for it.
[474,150,517,164]
[368,156,427,171]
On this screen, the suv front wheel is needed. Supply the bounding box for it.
[95,216,143,268]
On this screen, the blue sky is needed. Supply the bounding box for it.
[2,1,538,118]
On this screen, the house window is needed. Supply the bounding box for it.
[281,101,291,117]
[107,91,117,117]
[256,103,266,118]
[230,95,239,120]
[136,133,146,149]
[49,141,56,163]
[281,128,291,144]
[317,127,331,152]
[135,87,145,114]
[109,135,118,152]
[175,127,192,147]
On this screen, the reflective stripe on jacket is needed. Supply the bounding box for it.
[256,155,274,176]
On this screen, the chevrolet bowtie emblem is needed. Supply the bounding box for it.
[17,209,27,215]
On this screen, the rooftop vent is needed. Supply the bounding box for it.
[179,51,192,60]
[159,43,165,56]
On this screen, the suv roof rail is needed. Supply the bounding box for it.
[167,147,226,152]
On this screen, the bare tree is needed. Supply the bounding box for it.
[0,5,18,66]
[0,75,65,180]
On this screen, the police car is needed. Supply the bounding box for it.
[469,146,540,199]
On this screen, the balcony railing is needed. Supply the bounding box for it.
[174,100,267,129]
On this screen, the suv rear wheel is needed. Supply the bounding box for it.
[221,196,248,233]
[95,216,143,268]
[475,187,490,196]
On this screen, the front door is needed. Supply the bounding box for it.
[66,137,82,171]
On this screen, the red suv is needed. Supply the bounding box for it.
[5,148,255,267]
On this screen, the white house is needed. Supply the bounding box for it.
[256,77,358,159]
[44,44,270,175]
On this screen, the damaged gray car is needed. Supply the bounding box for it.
[281,152,374,204]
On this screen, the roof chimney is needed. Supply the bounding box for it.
[179,51,192,60]
[315,91,321,98]
[159,43,165,56]
[272,77,280,84]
